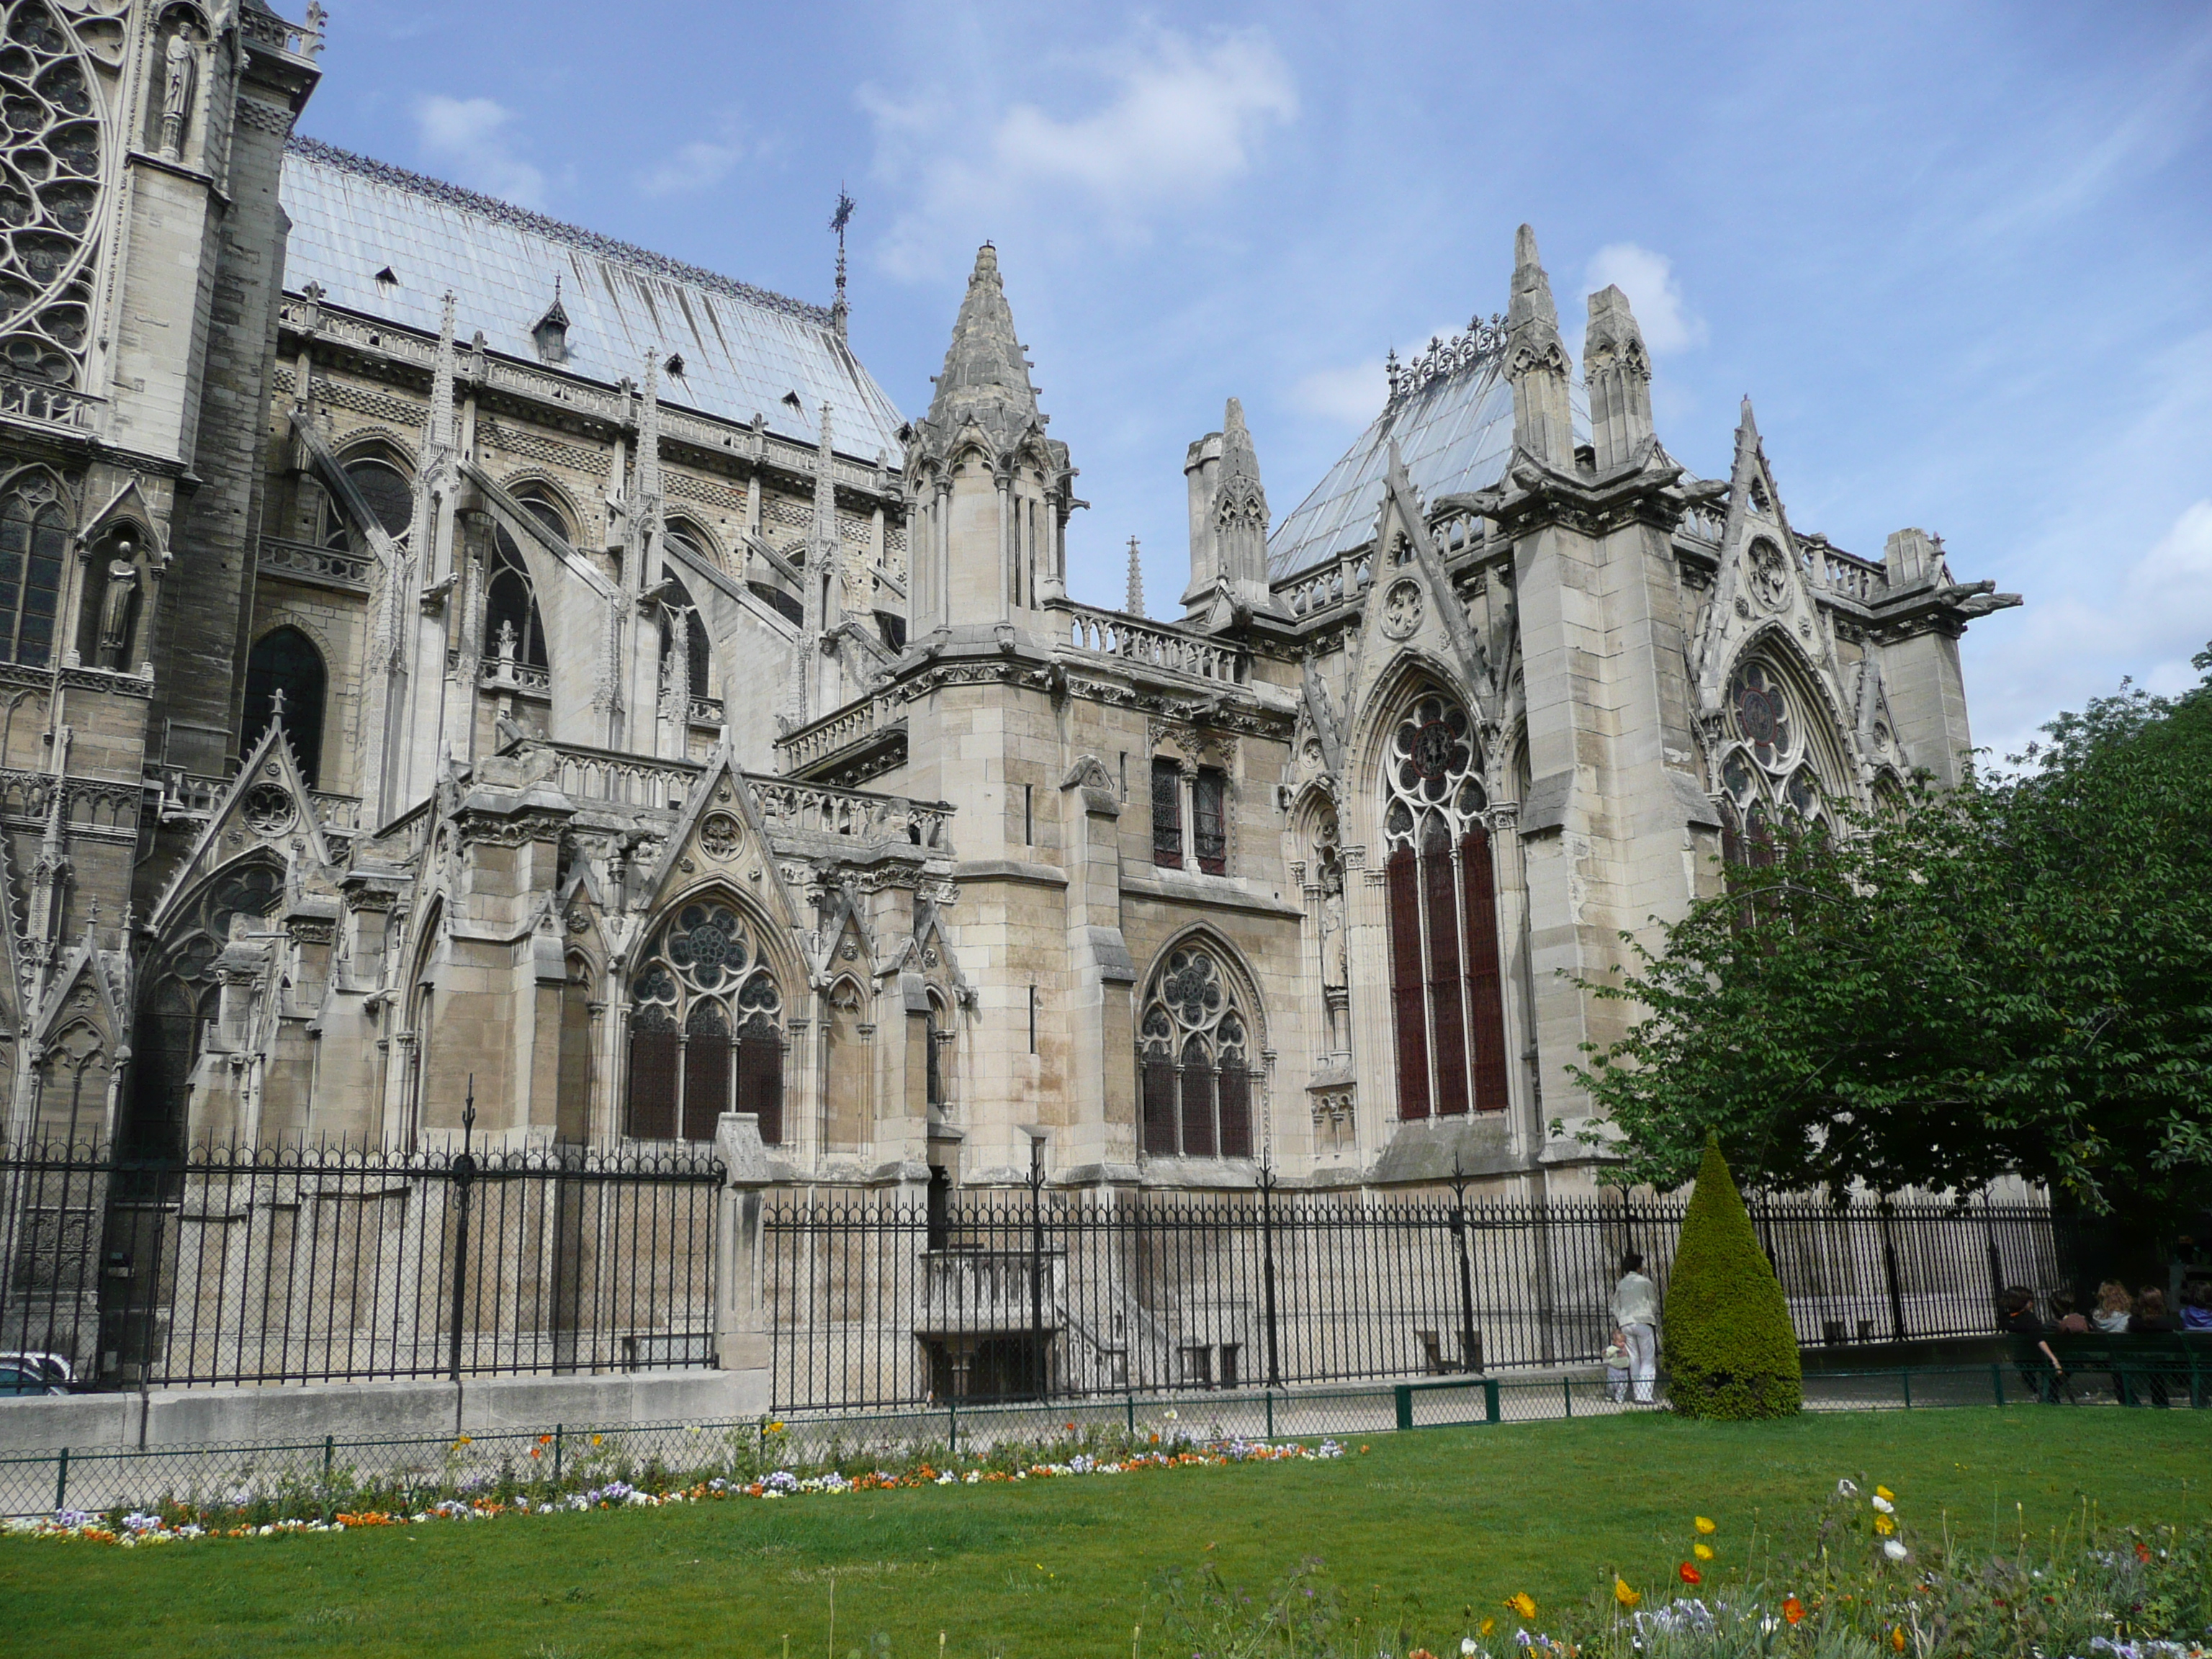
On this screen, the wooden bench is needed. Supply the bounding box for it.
[2039,1332,2211,1407]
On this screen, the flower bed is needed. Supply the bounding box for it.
[1153,1473,2212,1659]
[4,1423,1346,1548]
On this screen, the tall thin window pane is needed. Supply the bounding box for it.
[1151,758,1182,868]
[1193,768,1227,875]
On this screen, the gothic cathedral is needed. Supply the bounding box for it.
[0,1,2017,1194]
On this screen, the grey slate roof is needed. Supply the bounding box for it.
[279,137,907,462]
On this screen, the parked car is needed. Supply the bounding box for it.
[0,1351,73,1388]
[0,1362,66,1395]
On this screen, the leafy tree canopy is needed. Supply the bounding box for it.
[1570,649,2212,1214]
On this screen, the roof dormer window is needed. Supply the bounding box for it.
[663,353,685,379]
[532,278,570,365]
[374,265,400,295]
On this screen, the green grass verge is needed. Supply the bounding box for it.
[8,1408,2210,1658]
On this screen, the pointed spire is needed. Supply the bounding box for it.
[922,244,1039,446]
[1583,284,1653,473]
[829,187,855,343]
[805,401,835,638]
[1124,535,1145,617]
[1208,397,1271,611]
[1504,226,1575,470]
[424,291,457,463]
[634,354,662,590]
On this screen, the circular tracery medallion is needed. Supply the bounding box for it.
[698,812,742,859]
[1380,578,1424,640]
[1730,662,1793,770]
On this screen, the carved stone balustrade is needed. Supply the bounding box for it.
[772,693,907,786]
[260,536,373,593]
[0,374,103,434]
[750,777,952,853]
[1056,602,1251,685]
[1280,551,1374,621]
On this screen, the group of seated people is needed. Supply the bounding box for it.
[1998,1277,2212,1405]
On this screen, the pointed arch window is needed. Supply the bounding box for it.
[0,490,66,666]
[625,898,783,1143]
[657,571,712,701]
[1381,689,1509,1118]
[126,860,283,1155]
[241,626,327,787]
[1137,944,1253,1158]
[484,526,549,669]
[322,457,413,550]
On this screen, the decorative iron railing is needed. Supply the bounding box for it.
[0,1138,721,1388]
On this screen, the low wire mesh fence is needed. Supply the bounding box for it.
[0,1139,722,1387]
[6,1354,2204,1522]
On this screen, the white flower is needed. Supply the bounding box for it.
[1871,1495,1895,1514]
[1838,1479,1860,1498]
[1884,1539,1909,1561]
[1462,1640,1480,1656]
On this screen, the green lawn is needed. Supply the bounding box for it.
[9,1408,2211,1658]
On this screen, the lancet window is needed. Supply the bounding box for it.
[0,487,65,666]
[625,899,783,1143]
[240,626,326,786]
[483,527,548,669]
[1138,944,1254,1158]
[1381,689,1509,1118]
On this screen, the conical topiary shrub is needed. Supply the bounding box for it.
[1662,1137,1802,1419]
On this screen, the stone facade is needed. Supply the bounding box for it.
[0,1,2018,1202]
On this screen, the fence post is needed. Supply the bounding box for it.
[1393,1384,1413,1431]
[1878,1197,1907,1341]
[1484,1377,1501,1424]
[1265,1391,1274,1440]
[711,1113,777,1413]
[1990,1363,2005,1407]
[553,1425,564,1484]
[1449,1157,1478,1374]
[1563,1375,1573,1419]
[446,1087,479,1382]
[54,1447,67,1513]
[1900,1370,1912,1411]
[948,1399,958,1459]
[1123,1393,1133,1436]
[322,1434,335,1522]
[1257,1161,1282,1389]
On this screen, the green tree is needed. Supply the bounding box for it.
[1570,650,2212,1216]
[1663,1138,1802,1419]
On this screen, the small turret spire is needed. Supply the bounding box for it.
[1125,535,1145,617]
[1583,284,1653,473]
[1504,225,1575,471]
[829,187,855,343]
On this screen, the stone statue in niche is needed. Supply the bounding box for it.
[1318,859,1346,991]
[160,24,200,161]
[97,548,136,669]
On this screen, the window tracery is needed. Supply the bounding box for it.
[483,526,547,668]
[1137,943,1252,1158]
[1717,655,1836,870]
[1381,688,1509,1118]
[0,2,102,391]
[322,457,412,549]
[625,897,783,1143]
[240,626,325,785]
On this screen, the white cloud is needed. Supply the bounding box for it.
[1290,361,1388,426]
[1582,243,1705,355]
[866,27,1298,277]
[639,140,745,199]
[413,95,547,207]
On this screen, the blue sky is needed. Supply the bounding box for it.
[299,1,2212,760]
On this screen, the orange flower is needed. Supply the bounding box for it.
[1891,1627,1907,1652]
[1678,1562,1701,1585]
[1411,1650,1438,1659]
[1784,1596,1807,1626]
[529,1446,541,1458]
[1506,1592,1537,1620]
[1614,1578,1641,1609]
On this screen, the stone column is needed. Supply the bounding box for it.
[711,1112,776,1413]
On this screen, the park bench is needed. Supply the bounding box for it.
[2035,1331,2211,1408]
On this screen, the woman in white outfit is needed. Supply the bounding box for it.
[1610,1251,1661,1404]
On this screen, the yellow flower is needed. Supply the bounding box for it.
[590,1434,603,1447]
[1891,1627,1907,1652]
[1875,1485,1894,1501]
[1874,1514,1897,1537]
[1694,1516,1717,1534]
[1479,1618,1496,1637]
[1506,1593,1537,1620]
[1694,1542,1716,1562]
[1614,1578,1641,1609]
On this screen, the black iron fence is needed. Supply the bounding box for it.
[764,1185,2075,1413]
[0,1136,722,1387]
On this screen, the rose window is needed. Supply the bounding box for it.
[626,898,784,1144]
[0,3,104,389]
[1384,693,1485,848]
[1730,662,1793,770]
